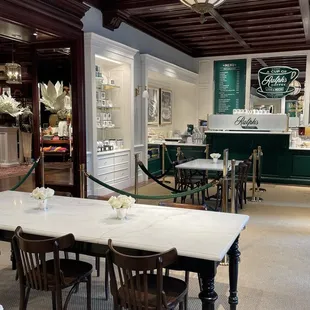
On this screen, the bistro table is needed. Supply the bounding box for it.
[175,159,242,205]
[175,159,242,172]
[0,191,249,310]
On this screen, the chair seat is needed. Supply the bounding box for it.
[118,274,187,309]
[25,259,93,289]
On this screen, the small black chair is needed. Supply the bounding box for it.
[12,226,92,310]
[106,239,188,310]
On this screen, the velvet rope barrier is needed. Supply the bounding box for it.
[10,158,40,191]
[137,161,183,193]
[85,172,216,200]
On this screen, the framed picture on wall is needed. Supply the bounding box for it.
[160,89,172,124]
[148,87,160,125]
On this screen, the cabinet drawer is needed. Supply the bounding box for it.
[98,156,114,168]
[98,172,114,183]
[115,152,130,165]
[98,165,115,175]
[114,168,129,181]
[114,162,129,171]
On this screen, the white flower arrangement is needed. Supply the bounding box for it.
[108,195,135,209]
[40,81,67,113]
[0,94,24,117]
[210,153,221,160]
[31,187,55,200]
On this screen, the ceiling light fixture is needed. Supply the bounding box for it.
[5,43,22,84]
[180,0,226,24]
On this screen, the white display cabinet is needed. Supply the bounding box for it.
[84,33,138,195]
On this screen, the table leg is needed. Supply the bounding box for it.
[198,267,218,310]
[227,235,241,310]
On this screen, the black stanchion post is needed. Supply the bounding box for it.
[162,144,171,184]
[231,159,236,214]
[221,149,229,266]
[134,153,139,202]
[248,149,258,202]
[257,145,266,201]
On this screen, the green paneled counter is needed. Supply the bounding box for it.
[148,142,207,176]
[206,131,310,185]
[148,135,310,185]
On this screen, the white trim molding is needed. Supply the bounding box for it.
[141,54,198,85]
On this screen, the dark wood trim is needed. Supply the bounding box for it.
[31,47,41,188]
[70,35,86,197]
[0,0,89,39]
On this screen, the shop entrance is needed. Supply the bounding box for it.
[0,1,89,197]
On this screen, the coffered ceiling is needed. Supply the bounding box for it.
[87,0,310,57]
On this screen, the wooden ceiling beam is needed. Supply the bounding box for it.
[207,7,250,49]
[256,59,268,67]
[197,44,310,57]
[299,0,310,43]
[96,0,180,11]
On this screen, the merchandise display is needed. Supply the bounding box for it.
[95,62,123,152]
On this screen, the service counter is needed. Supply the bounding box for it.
[206,130,310,185]
[148,142,206,176]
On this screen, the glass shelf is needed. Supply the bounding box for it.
[97,127,121,130]
[96,106,121,110]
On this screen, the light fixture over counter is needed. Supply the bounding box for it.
[5,43,22,84]
[180,0,226,24]
[5,62,22,84]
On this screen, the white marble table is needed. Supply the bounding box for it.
[0,191,249,310]
[175,159,242,172]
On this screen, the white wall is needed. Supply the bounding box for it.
[82,6,197,72]
[147,72,198,137]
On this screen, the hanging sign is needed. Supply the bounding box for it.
[214,59,246,114]
[257,66,299,99]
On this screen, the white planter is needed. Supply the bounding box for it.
[212,158,218,163]
[37,199,48,211]
[116,208,128,220]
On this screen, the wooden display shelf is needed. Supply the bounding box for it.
[42,140,70,145]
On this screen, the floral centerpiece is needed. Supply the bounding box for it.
[210,153,221,163]
[31,187,55,210]
[108,195,135,220]
[0,94,24,117]
[40,81,67,113]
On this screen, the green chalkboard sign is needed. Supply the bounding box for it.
[214,59,246,114]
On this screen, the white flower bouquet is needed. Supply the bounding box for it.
[0,94,24,117]
[210,153,221,163]
[108,195,135,209]
[31,187,55,200]
[40,81,67,113]
[108,195,135,220]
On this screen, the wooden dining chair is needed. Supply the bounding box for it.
[106,239,188,310]
[158,202,204,310]
[12,226,93,310]
[173,158,205,204]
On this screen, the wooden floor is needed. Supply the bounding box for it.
[0,168,73,192]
